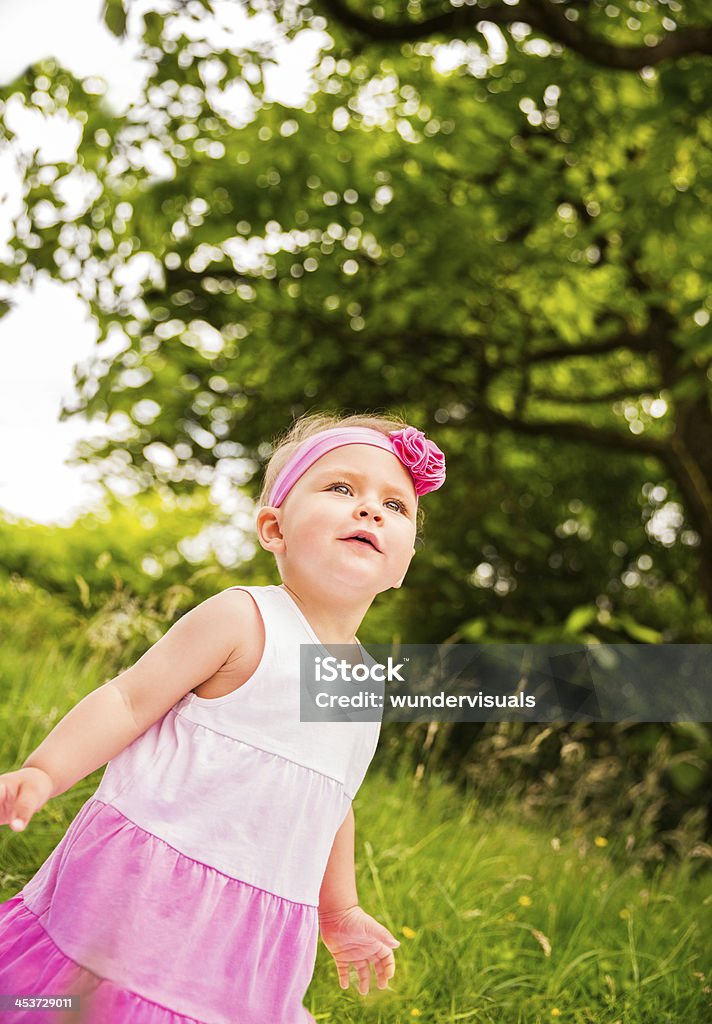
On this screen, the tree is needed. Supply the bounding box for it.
[1,0,711,639]
[313,0,712,70]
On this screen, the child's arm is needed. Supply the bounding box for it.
[318,806,400,994]
[318,804,359,917]
[23,683,146,800]
[0,589,254,831]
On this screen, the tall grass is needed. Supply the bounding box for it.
[308,759,711,1022]
[1,577,709,1022]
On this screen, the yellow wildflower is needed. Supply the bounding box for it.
[402,926,417,939]
[551,1009,561,1018]
[619,908,631,920]
[410,1010,422,1018]
[594,836,608,848]
[518,895,532,907]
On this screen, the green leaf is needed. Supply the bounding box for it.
[666,760,706,795]
[75,575,91,610]
[564,605,598,635]
[102,0,127,38]
[142,11,165,46]
[616,614,663,644]
[669,375,710,401]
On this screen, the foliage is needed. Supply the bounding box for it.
[0,487,255,614]
[380,719,712,865]
[309,0,712,72]
[1,1,712,643]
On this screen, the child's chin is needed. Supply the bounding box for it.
[329,565,381,589]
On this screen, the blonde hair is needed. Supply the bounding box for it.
[259,410,426,535]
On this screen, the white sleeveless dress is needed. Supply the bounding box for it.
[0,584,382,1024]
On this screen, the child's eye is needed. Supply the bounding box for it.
[329,482,408,514]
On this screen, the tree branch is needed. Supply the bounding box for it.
[528,384,661,405]
[503,330,652,367]
[482,407,668,456]
[315,0,712,70]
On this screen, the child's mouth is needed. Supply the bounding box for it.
[342,537,379,552]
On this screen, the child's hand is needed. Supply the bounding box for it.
[0,767,53,831]
[319,904,400,995]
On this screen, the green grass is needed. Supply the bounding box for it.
[1,582,710,1023]
[306,762,712,1023]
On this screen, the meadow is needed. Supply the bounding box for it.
[1,577,709,1024]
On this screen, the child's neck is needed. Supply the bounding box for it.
[278,581,371,646]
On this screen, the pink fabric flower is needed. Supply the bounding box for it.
[388,426,446,496]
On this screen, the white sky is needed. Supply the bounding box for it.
[0,0,327,526]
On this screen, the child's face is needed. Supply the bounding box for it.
[262,444,418,595]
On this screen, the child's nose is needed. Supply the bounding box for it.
[358,503,382,521]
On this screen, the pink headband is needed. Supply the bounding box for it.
[269,426,446,508]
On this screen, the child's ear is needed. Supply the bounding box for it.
[256,506,285,554]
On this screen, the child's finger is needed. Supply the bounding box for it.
[9,781,38,831]
[0,780,17,825]
[336,961,350,990]
[354,959,371,995]
[375,965,389,989]
[373,949,395,988]
[9,808,29,830]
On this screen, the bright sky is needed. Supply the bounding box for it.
[0,0,328,526]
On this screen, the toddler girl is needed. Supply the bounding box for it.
[0,411,446,1023]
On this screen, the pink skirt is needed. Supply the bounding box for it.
[0,800,318,1023]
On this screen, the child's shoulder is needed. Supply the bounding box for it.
[185,587,266,700]
[204,584,264,623]
[206,586,266,662]
[112,586,268,731]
